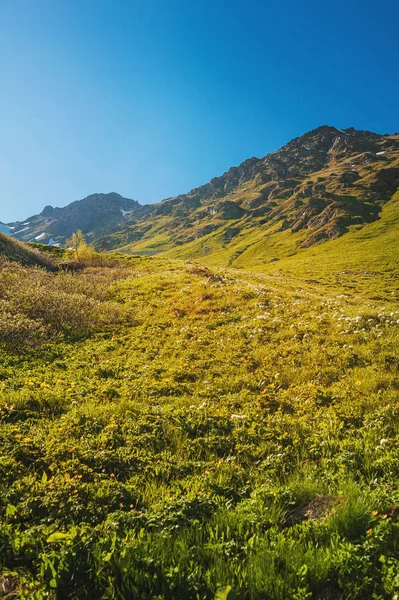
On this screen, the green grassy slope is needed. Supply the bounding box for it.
[166,189,399,298]
[0,250,398,598]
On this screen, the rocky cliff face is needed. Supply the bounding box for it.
[7,193,146,245]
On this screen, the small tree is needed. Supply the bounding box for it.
[67,230,100,265]
[67,230,86,261]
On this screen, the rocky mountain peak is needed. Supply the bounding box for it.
[8,192,144,245]
[41,205,55,217]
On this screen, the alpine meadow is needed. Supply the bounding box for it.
[1,124,399,599]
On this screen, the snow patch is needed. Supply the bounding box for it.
[121,209,134,217]
[376,151,386,155]
[0,222,12,235]
[14,227,29,235]
[35,233,46,240]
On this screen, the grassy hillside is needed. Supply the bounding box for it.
[168,189,399,297]
[0,232,54,268]
[0,249,398,598]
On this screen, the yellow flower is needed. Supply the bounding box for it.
[371,510,378,516]
[356,380,361,385]
[366,528,373,535]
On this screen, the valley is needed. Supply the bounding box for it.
[0,125,398,599]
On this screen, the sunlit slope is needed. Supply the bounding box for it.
[257,190,399,296]
[98,126,399,259]
[0,232,53,268]
[164,187,397,273]
[1,254,399,597]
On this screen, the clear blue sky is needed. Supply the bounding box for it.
[0,0,398,222]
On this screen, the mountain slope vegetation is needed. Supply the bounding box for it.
[0,244,398,598]
[0,232,54,268]
[95,126,399,263]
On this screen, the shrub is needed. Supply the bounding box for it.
[0,260,127,350]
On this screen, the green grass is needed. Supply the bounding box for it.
[0,245,398,598]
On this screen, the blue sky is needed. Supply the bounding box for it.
[0,0,398,222]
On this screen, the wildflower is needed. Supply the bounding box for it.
[380,514,388,520]
[355,381,361,385]
[380,438,388,445]
[366,528,373,535]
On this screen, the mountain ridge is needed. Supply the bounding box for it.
[95,125,399,261]
[5,192,146,246]
[4,126,399,262]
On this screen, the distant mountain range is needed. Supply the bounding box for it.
[2,193,147,246]
[2,126,399,264]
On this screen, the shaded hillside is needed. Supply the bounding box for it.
[7,192,147,246]
[0,232,53,268]
[96,126,399,259]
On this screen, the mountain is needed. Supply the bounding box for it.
[5,126,399,263]
[6,192,146,246]
[95,126,399,265]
